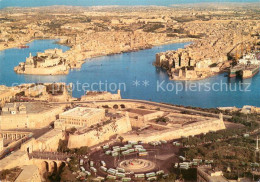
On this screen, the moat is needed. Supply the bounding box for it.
[0,39,260,108]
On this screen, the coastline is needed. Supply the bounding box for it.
[9,37,194,76]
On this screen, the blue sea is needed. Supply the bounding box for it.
[0,39,259,108]
[0,0,259,9]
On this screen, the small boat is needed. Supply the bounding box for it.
[18,45,29,49]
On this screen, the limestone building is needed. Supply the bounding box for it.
[68,112,132,148]
[81,90,121,101]
[55,107,105,130]
[0,85,16,107]
[35,129,64,152]
[0,102,65,129]
[197,166,229,182]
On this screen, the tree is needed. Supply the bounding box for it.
[57,139,68,153]
[68,157,78,172]
[76,146,89,155]
[119,136,124,143]
[60,166,76,181]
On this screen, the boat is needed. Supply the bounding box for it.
[18,45,29,49]
[241,64,260,79]
[229,53,260,79]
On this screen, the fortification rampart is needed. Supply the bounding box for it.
[122,117,226,142]
[15,66,69,75]
[68,114,132,148]
[0,106,64,130]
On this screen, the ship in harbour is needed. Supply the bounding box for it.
[229,53,260,79]
[18,45,29,49]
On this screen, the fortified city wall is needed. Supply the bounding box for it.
[81,90,121,101]
[122,114,226,142]
[19,129,64,153]
[0,106,64,130]
[15,65,69,75]
[68,114,132,148]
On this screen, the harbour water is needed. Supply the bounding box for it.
[0,0,259,9]
[0,39,259,108]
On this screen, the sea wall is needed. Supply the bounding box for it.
[15,65,69,75]
[68,115,132,148]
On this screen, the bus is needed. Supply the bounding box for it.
[160,140,167,144]
[113,146,120,150]
[103,145,109,150]
[107,168,117,175]
[107,175,117,180]
[173,142,181,146]
[80,167,85,172]
[137,148,146,152]
[116,167,125,173]
[90,161,94,167]
[120,147,128,151]
[116,172,126,177]
[101,161,106,166]
[135,174,145,178]
[128,149,135,153]
[139,152,148,156]
[179,163,189,170]
[85,171,91,176]
[147,177,157,181]
[163,174,169,178]
[124,144,132,148]
[90,167,97,173]
[193,159,202,163]
[122,177,131,182]
[128,141,138,145]
[134,145,143,149]
[156,170,164,175]
[100,166,107,172]
[113,148,121,152]
[122,151,130,155]
[179,156,186,161]
[80,159,84,166]
[105,150,111,155]
[112,152,119,157]
[96,177,105,181]
[146,172,156,178]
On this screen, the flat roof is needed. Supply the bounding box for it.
[1,102,59,115]
[37,129,62,143]
[60,107,104,118]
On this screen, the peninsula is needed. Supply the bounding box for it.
[154,4,260,80]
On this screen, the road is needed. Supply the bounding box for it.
[29,151,72,161]
[0,127,53,160]
[51,99,232,120]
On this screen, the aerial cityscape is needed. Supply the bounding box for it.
[0,0,260,182]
